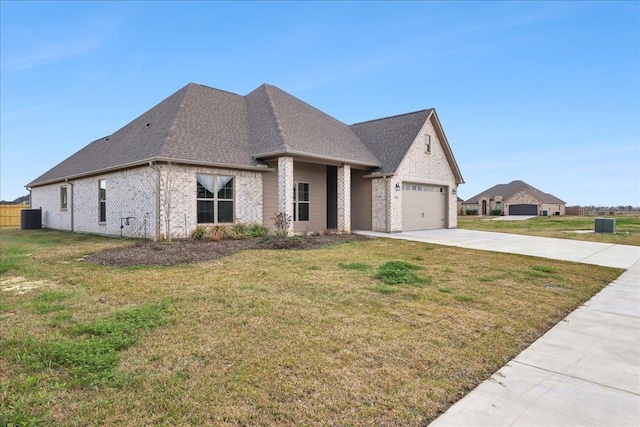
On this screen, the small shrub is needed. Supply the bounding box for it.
[226,223,247,240]
[490,209,502,216]
[191,226,209,240]
[374,261,430,286]
[209,225,226,241]
[465,209,478,215]
[246,223,270,237]
[272,212,292,237]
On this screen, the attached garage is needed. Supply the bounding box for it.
[402,183,446,230]
[509,204,537,215]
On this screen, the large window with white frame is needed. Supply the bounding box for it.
[196,174,234,224]
[293,182,309,221]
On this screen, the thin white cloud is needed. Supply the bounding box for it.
[3,38,104,71]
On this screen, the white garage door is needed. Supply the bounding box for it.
[402,183,446,231]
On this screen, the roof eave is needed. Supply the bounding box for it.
[27,157,275,188]
[253,150,382,168]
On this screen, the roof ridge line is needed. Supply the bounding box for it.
[159,85,192,157]
[193,82,240,96]
[262,85,291,151]
[351,109,431,126]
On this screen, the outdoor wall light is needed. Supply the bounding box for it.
[395,183,401,191]
[452,188,457,195]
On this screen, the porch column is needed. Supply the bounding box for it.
[337,164,351,233]
[277,157,294,235]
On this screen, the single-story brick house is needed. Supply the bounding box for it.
[27,83,464,239]
[462,180,565,216]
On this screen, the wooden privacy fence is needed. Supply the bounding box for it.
[0,205,28,227]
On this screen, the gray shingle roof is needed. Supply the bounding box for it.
[28,83,460,187]
[246,84,381,166]
[350,110,433,174]
[464,180,565,204]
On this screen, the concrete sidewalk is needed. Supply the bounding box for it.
[356,229,640,426]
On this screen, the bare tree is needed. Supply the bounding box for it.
[160,162,183,241]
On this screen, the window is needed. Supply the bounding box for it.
[60,186,68,210]
[196,174,234,224]
[424,134,431,153]
[293,182,309,221]
[98,180,106,222]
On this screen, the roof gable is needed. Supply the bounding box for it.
[351,109,464,183]
[248,84,381,166]
[351,110,431,174]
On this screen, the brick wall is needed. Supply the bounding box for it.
[371,177,389,231]
[32,166,157,238]
[158,163,263,239]
[337,165,351,232]
[376,116,459,231]
[31,164,263,240]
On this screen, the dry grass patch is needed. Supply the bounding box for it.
[0,229,622,426]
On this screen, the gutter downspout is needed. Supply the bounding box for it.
[148,161,161,240]
[65,179,74,232]
[25,186,32,208]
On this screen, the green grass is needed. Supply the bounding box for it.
[374,261,431,286]
[0,228,623,426]
[458,214,640,245]
[338,262,371,271]
[2,303,170,425]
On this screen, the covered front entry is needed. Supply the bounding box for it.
[509,204,537,215]
[402,183,446,231]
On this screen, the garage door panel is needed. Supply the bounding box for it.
[510,204,537,215]
[402,184,446,231]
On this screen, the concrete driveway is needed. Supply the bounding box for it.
[357,229,640,269]
[356,229,640,426]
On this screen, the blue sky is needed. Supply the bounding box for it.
[1,1,638,206]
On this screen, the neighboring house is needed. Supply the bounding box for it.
[27,83,464,239]
[462,180,565,216]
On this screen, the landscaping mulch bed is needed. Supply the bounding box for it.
[86,234,370,267]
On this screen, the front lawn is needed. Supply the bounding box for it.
[0,229,622,426]
[458,214,640,246]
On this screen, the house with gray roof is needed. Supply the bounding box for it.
[462,180,565,216]
[27,83,464,239]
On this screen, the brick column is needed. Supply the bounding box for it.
[277,157,294,235]
[337,164,351,233]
